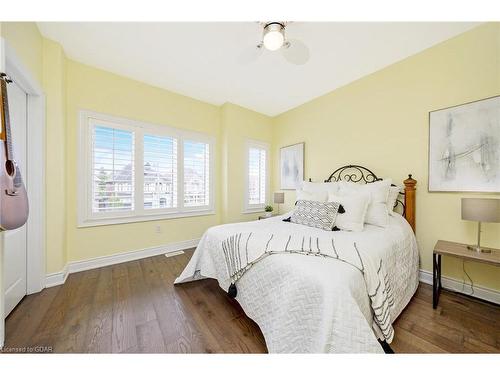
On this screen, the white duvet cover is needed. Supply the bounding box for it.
[175,213,419,353]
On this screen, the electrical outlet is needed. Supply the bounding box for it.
[155,225,162,234]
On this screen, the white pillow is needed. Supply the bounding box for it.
[387,185,402,214]
[296,189,328,202]
[301,181,339,195]
[328,192,370,232]
[338,179,392,226]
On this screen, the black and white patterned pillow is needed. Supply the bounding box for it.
[290,200,341,231]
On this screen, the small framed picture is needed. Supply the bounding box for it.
[280,142,304,190]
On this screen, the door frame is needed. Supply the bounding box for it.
[1,38,46,296]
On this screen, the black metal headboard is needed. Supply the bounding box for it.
[324,165,381,184]
[321,164,406,215]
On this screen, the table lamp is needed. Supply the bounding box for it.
[461,198,500,253]
[274,192,285,214]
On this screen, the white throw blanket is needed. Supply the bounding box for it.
[175,214,419,353]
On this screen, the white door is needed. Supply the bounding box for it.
[3,81,28,317]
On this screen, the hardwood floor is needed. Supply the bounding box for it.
[3,249,499,353]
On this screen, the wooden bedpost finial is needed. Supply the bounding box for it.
[403,174,417,233]
[404,174,416,189]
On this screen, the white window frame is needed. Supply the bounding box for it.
[243,139,270,213]
[78,110,215,227]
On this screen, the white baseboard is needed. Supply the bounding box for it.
[419,269,500,305]
[45,238,199,288]
[165,250,185,257]
[45,265,69,288]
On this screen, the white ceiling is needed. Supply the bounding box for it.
[37,22,479,116]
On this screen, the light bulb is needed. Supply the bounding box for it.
[263,23,285,51]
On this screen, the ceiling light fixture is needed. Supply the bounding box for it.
[262,22,285,51]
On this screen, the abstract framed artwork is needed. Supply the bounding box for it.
[280,142,304,190]
[428,95,500,192]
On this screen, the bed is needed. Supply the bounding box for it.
[175,165,419,353]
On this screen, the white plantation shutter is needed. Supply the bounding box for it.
[248,146,267,206]
[143,134,177,209]
[183,140,210,207]
[92,125,134,213]
[80,111,215,226]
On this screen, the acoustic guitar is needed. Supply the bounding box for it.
[0,73,29,231]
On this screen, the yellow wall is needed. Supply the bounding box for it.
[1,22,43,84]
[42,39,67,273]
[273,23,500,291]
[221,103,273,223]
[65,60,223,263]
[63,65,275,263]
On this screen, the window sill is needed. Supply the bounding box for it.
[78,209,216,228]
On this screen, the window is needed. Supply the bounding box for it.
[92,126,134,213]
[79,111,214,226]
[143,134,177,210]
[184,140,210,208]
[245,140,270,212]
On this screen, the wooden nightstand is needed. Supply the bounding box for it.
[432,240,500,308]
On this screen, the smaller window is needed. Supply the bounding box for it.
[245,140,270,212]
